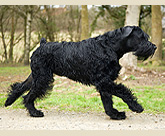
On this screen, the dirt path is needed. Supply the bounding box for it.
[0,109,164,130]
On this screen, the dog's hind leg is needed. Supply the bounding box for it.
[23,89,44,117]
[23,67,54,117]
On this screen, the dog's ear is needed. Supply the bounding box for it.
[122,26,134,38]
[40,38,47,46]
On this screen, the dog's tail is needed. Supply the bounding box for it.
[5,73,33,107]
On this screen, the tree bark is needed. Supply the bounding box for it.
[120,5,141,74]
[44,5,55,41]
[80,5,89,41]
[24,11,32,65]
[68,5,75,41]
[0,10,8,61]
[151,5,162,65]
[9,9,15,63]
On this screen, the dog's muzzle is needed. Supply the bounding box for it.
[134,42,157,60]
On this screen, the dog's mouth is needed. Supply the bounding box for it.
[133,42,157,61]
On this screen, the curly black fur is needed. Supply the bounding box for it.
[5,74,32,107]
[5,26,156,120]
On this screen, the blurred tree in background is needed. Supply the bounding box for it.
[90,5,126,35]
[151,5,162,66]
[24,6,36,65]
[0,6,23,63]
[80,5,89,40]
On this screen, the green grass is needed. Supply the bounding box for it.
[132,84,165,113]
[138,63,165,72]
[0,66,164,114]
[1,83,165,114]
[129,75,136,80]
[0,66,30,76]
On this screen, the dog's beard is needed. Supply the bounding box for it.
[133,42,156,61]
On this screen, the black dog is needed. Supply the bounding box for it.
[5,26,156,120]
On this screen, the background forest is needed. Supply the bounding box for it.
[0,5,164,66]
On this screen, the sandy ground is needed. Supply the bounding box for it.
[0,109,164,130]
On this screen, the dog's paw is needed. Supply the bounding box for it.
[129,103,144,113]
[4,98,12,107]
[29,110,44,117]
[5,96,17,107]
[110,111,126,120]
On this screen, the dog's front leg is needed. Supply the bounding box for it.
[99,92,126,120]
[111,83,144,113]
[96,78,127,120]
[96,78,143,120]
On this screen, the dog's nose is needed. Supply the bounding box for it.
[154,46,157,50]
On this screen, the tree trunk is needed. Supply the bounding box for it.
[0,11,7,61]
[80,5,89,41]
[68,5,75,41]
[120,5,141,74]
[23,16,27,61]
[24,11,32,65]
[9,10,15,63]
[151,5,162,66]
[44,5,55,41]
[76,6,81,42]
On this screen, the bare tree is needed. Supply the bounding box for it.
[80,5,89,40]
[24,9,32,65]
[19,5,38,65]
[151,5,162,65]
[9,6,20,63]
[0,6,8,61]
[36,5,57,42]
[64,5,81,42]
[11,5,39,64]
[8,8,15,62]
[0,6,23,63]
[120,5,141,74]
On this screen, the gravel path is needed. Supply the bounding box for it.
[0,109,164,130]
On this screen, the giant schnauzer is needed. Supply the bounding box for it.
[5,26,157,120]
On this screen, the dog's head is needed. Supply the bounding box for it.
[110,26,157,60]
[121,26,157,60]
